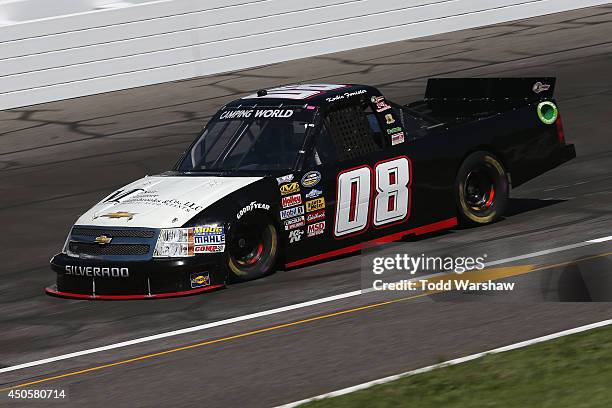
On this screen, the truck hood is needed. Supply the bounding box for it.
[75,175,262,228]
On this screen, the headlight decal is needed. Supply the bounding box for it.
[153,227,194,258]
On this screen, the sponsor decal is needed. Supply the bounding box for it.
[289,229,304,243]
[194,225,225,253]
[218,109,252,119]
[281,194,302,208]
[94,235,112,245]
[194,234,225,245]
[372,96,391,112]
[97,179,228,219]
[325,89,367,103]
[305,189,323,199]
[307,210,326,223]
[306,197,325,212]
[236,201,271,219]
[65,265,129,278]
[532,81,551,94]
[387,127,402,135]
[219,109,294,120]
[280,205,305,220]
[280,182,300,195]
[385,114,395,124]
[194,244,225,253]
[376,104,391,113]
[106,189,206,213]
[276,174,294,185]
[284,216,305,231]
[190,272,211,288]
[151,199,203,213]
[307,221,326,237]
[301,171,321,188]
[194,226,224,234]
[391,132,405,146]
[99,211,136,221]
[103,189,145,203]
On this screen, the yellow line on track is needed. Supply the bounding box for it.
[2,251,610,391]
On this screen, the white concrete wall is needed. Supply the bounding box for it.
[0,0,609,109]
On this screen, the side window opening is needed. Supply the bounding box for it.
[326,105,382,161]
[306,123,337,167]
[364,105,385,148]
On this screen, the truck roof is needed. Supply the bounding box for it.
[225,83,381,108]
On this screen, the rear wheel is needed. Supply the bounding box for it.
[455,151,509,225]
[227,215,279,282]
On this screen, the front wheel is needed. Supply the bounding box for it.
[455,151,509,225]
[227,216,279,282]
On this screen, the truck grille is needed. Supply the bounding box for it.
[69,242,150,256]
[71,227,155,239]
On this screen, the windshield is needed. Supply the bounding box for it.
[178,107,315,173]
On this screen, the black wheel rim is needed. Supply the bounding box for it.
[230,225,265,267]
[464,166,496,212]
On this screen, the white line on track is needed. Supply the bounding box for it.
[276,318,612,407]
[0,235,610,376]
[588,236,612,243]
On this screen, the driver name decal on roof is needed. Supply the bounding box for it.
[325,89,367,103]
[243,84,347,100]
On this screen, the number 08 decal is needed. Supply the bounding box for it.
[334,157,412,237]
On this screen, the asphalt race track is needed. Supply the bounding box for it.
[1,5,612,407]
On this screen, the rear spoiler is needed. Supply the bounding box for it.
[425,77,556,101]
[423,77,556,114]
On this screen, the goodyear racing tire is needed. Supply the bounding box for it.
[227,215,279,282]
[455,151,509,225]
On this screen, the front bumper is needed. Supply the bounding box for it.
[48,253,227,300]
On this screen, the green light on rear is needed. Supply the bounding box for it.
[537,101,558,125]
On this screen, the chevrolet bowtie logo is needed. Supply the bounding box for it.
[94,235,113,245]
[101,211,136,220]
